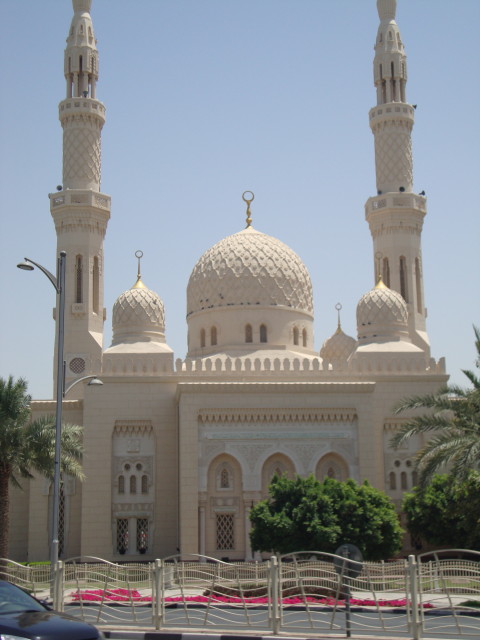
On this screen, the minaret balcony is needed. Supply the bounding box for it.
[369,103,415,124]
[365,193,426,217]
[49,190,111,211]
[59,97,105,118]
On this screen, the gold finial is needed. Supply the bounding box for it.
[335,303,343,334]
[375,274,388,289]
[133,250,146,289]
[242,191,255,228]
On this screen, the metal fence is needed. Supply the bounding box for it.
[1,550,480,638]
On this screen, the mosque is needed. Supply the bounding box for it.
[9,0,448,562]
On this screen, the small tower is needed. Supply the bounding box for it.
[49,0,111,397]
[365,0,429,355]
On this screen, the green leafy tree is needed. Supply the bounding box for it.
[0,376,84,560]
[403,473,480,549]
[391,326,480,487]
[249,474,403,560]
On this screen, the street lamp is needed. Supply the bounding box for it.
[17,252,102,570]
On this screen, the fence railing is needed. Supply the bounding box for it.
[1,550,479,639]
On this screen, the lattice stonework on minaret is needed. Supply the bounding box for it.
[374,124,412,190]
[62,119,102,186]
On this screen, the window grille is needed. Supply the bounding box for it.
[141,475,148,494]
[216,513,235,550]
[69,357,85,374]
[245,324,253,343]
[130,475,137,494]
[116,518,129,553]
[118,475,125,494]
[220,468,230,488]
[136,518,148,553]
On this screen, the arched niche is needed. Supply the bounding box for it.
[261,453,295,497]
[315,453,349,482]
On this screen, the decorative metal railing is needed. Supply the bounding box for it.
[1,550,479,638]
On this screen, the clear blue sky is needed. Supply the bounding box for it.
[1,0,479,399]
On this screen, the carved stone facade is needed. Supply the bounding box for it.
[8,0,450,563]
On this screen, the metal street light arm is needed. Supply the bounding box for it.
[19,254,64,293]
[64,375,103,398]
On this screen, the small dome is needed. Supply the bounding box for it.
[187,226,313,317]
[356,277,408,342]
[320,326,356,364]
[111,277,166,345]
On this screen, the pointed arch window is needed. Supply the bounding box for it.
[401,471,408,490]
[141,475,148,494]
[93,256,100,314]
[118,475,125,494]
[130,476,137,494]
[245,324,253,343]
[210,326,217,346]
[302,328,307,347]
[75,255,83,303]
[200,328,206,348]
[415,258,423,313]
[389,472,397,490]
[399,256,409,302]
[260,324,267,343]
[383,257,390,287]
[293,327,299,346]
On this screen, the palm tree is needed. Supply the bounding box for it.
[391,326,480,487]
[0,376,84,561]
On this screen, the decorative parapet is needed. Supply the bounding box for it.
[175,356,324,374]
[113,420,153,435]
[198,408,357,425]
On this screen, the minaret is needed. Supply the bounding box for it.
[365,0,429,354]
[49,0,110,397]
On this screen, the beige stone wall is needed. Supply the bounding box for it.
[80,377,178,560]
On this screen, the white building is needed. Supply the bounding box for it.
[9,0,447,562]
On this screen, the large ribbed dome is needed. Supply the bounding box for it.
[187,226,313,317]
[111,277,165,345]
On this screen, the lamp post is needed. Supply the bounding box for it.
[17,252,102,570]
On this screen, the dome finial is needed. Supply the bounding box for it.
[335,302,343,334]
[133,250,146,289]
[375,274,388,289]
[242,191,255,228]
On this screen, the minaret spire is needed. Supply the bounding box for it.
[365,0,430,355]
[49,0,111,398]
